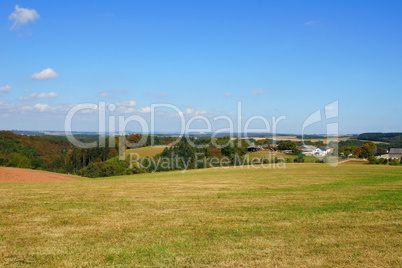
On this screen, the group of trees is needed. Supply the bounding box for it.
[358,132,402,148]
[277,141,301,154]
[339,140,383,158]
[140,136,251,173]
[2,131,401,178]
[0,132,253,177]
[0,131,71,170]
[368,156,401,166]
[0,132,160,177]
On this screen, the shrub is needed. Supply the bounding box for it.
[293,156,305,163]
[389,159,400,166]
[378,158,388,165]
[368,156,378,165]
[81,163,101,178]
[7,153,33,169]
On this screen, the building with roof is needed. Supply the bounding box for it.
[313,146,331,157]
[298,145,317,156]
[247,146,263,152]
[389,148,402,159]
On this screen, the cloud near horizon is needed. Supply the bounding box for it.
[116,101,137,113]
[117,101,137,107]
[22,103,54,112]
[9,5,40,30]
[31,68,59,80]
[0,85,11,92]
[138,107,152,113]
[20,92,58,100]
[98,90,113,98]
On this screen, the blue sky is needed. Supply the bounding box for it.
[0,0,401,134]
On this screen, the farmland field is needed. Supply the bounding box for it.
[0,162,401,267]
[0,167,77,183]
[249,151,319,163]
[125,146,167,159]
[239,135,351,144]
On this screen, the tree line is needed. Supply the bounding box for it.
[1,131,401,178]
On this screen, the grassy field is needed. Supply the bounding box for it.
[249,151,319,163]
[241,136,351,144]
[0,163,401,267]
[125,146,166,159]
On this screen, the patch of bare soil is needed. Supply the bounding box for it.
[0,167,76,183]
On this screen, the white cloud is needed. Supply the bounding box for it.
[9,5,40,30]
[98,90,116,98]
[185,108,194,114]
[138,107,151,113]
[22,103,53,112]
[0,85,11,92]
[183,108,207,116]
[38,92,58,98]
[31,68,59,80]
[0,101,15,110]
[34,103,52,112]
[116,101,138,113]
[20,91,58,100]
[98,91,110,97]
[119,107,136,114]
[251,90,266,95]
[305,20,320,26]
[117,101,137,107]
[72,103,98,114]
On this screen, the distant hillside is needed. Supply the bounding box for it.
[357,132,402,148]
[0,131,73,170]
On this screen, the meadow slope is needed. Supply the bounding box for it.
[0,167,76,183]
[0,163,401,267]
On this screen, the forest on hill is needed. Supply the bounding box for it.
[0,131,72,170]
[1,131,401,178]
[358,132,402,147]
[0,131,266,177]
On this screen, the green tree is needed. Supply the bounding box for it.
[7,153,33,169]
[293,155,305,163]
[278,141,298,152]
[367,156,378,164]
[361,141,377,158]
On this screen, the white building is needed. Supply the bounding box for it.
[313,146,331,157]
[298,145,317,156]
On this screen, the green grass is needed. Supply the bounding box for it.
[125,146,166,159]
[1,163,401,267]
[249,151,319,162]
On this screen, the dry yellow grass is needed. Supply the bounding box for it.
[234,136,350,144]
[0,162,401,267]
[125,146,166,159]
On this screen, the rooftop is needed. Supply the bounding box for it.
[389,148,402,154]
[298,145,317,152]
